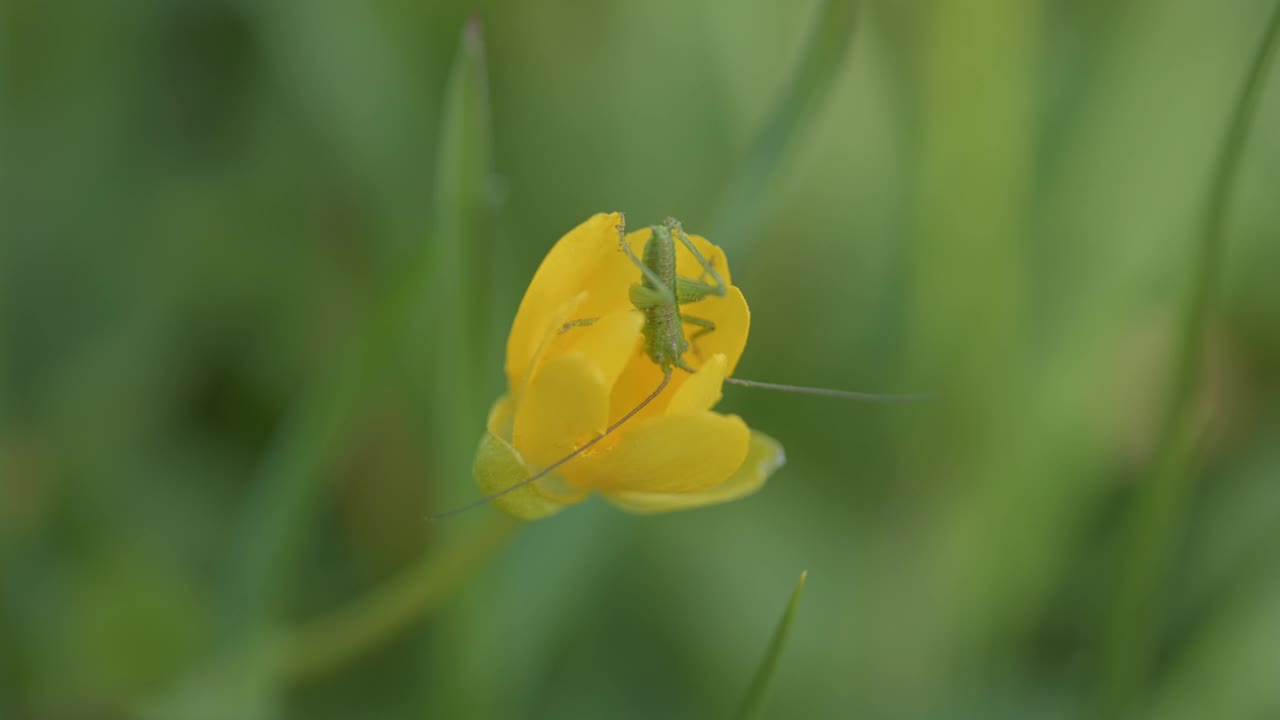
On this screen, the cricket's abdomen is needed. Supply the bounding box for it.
[641,304,687,369]
[636,226,687,370]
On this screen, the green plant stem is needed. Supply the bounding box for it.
[218,17,497,659]
[219,236,438,650]
[271,514,520,685]
[710,0,857,250]
[735,571,808,720]
[1101,4,1280,714]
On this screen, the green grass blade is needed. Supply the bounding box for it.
[1100,4,1280,715]
[429,16,496,499]
[710,0,857,249]
[419,18,501,720]
[217,18,497,656]
[735,571,808,720]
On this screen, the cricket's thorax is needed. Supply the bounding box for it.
[636,226,688,369]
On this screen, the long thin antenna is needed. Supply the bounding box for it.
[723,376,928,403]
[431,369,673,520]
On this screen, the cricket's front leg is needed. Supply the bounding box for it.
[558,317,599,334]
[618,220,675,307]
[665,218,727,299]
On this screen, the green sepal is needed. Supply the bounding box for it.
[472,429,567,520]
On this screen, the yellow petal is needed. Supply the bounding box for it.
[473,396,585,520]
[572,411,750,493]
[507,213,636,390]
[512,352,609,472]
[487,395,586,501]
[606,346,681,433]
[605,430,784,514]
[546,309,644,391]
[511,291,585,405]
[667,353,727,415]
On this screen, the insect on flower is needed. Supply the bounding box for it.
[433,213,922,520]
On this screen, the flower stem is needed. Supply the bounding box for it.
[1100,4,1280,714]
[270,514,520,685]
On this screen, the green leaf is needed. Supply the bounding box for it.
[735,571,808,720]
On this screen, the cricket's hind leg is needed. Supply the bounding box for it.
[681,314,716,361]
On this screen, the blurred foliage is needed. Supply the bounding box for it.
[3,0,1280,719]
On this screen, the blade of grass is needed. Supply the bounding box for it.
[217,17,497,656]
[735,570,808,720]
[429,15,495,500]
[1100,4,1280,715]
[218,263,431,649]
[710,0,857,250]
[418,18,503,720]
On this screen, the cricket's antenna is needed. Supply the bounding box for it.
[723,376,929,403]
[430,369,674,520]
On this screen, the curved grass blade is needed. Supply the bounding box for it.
[710,0,857,250]
[217,16,496,658]
[1100,4,1280,715]
[735,570,808,720]
[429,16,498,499]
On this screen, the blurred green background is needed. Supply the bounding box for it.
[4,0,1280,718]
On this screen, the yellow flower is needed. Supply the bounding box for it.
[473,212,785,519]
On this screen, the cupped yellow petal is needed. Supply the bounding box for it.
[506,213,636,390]
[604,430,784,514]
[517,308,643,452]
[606,345,681,432]
[667,353,727,415]
[546,310,644,391]
[512,352,609,472]
[572,411,750,494]
[511,291,585,405]
[473,396,585,520]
